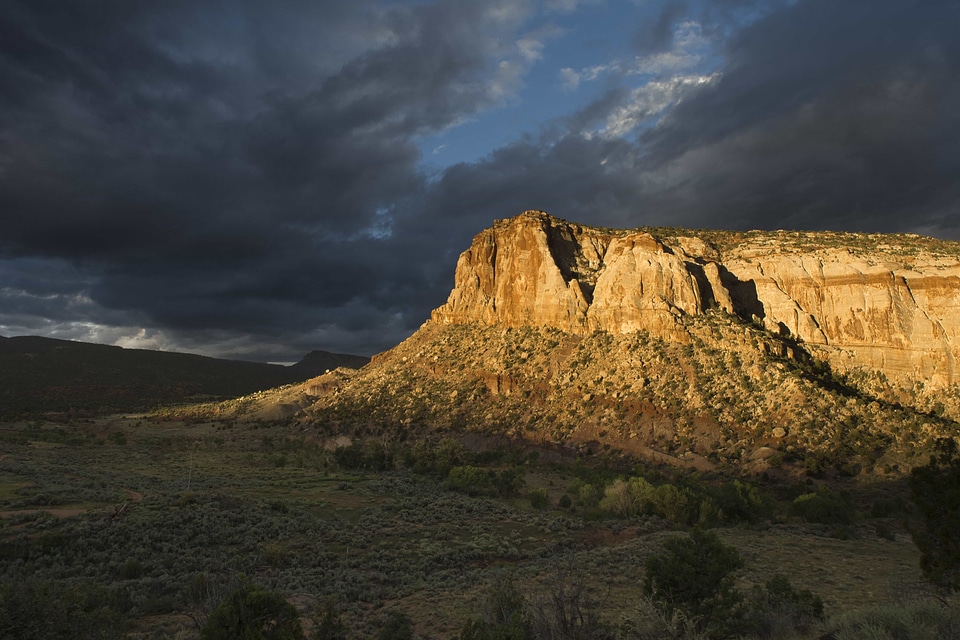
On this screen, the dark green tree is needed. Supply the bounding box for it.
[643,528,744,638]
[493,467,526,497]
[910,438,960,591]
[446,465,494,496]
[528,488,549,509]
[0,579,125,640]
[743,574,824,639]
[200,583,302,640]
[789,485,852,525]
[378,610,413,640]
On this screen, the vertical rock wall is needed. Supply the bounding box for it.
[431,211,960,388]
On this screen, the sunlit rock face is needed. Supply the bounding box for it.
[721,248,960,389]
[432,211,710,342]
[432,211,604,332]
[432,210,960,388]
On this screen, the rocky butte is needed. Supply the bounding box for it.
[298,211,960,475]
[433,210,960,391]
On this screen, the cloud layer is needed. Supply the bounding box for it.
[1,0,958,360]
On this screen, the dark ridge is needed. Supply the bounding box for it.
[290,350,370,377]
[0,336,366,419]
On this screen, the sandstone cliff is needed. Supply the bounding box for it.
[433,211,960,390]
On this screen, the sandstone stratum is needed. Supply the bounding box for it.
[292,211,960,475]
[433,210,960,390]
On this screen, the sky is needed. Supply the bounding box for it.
[1,0,958,362]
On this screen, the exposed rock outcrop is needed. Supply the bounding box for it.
[432,211,960,389]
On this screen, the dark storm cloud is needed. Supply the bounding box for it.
[630,0,960,235]
[422,0,960,238]
[2,0,959,360]
[0,0,536,358]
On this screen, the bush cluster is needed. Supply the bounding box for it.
[570,473,770,527]
[643,529,824,639]
[446,465,526,498]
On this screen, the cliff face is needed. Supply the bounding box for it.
[432,211,960,389]
[432,212,709,342]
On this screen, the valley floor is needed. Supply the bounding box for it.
[0,414,952,639]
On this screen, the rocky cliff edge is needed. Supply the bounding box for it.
[432,211,960,389]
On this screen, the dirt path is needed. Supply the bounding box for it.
[0,488,143,520]
[0,507,88,519]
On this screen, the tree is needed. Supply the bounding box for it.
[910,438,960,591]
[527,564,612,640]
[0,579,125,640]
[462,569,612,640]
[493,467,526,497]
[789,485,852,525]
[643,528,744,638]
[446,465,495,496]
[529,488,549,509]
[743,574,824,639]
[378,610,413,640]
[200,583,302,640]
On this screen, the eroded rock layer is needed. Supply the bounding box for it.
[432,211,960,389]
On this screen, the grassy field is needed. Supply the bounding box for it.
[0,414,952,639]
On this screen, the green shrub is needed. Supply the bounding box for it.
[790,485,852,524]
[643,528,744,638]
[378,610,413,640]
[528,488,549,510]
[911,438,960,591]
[404,438,466,475]
[118,558,145,580]
[711,480,770,523]
[597,474,774,527]
[870,495,907,518]
[650,483,697,525]
[200,583,302,640]
[493,467,526,497]
[600,478,649,518]
[446,466,494,496]
[333,439,395,471]
[0,579,126,640]
[743,574,824,639]
[333,443,367,470]
[830,599,960,640]
[578,483,604,508]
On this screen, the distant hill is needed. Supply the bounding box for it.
[290,350,371,376]
[0,336,368,418]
